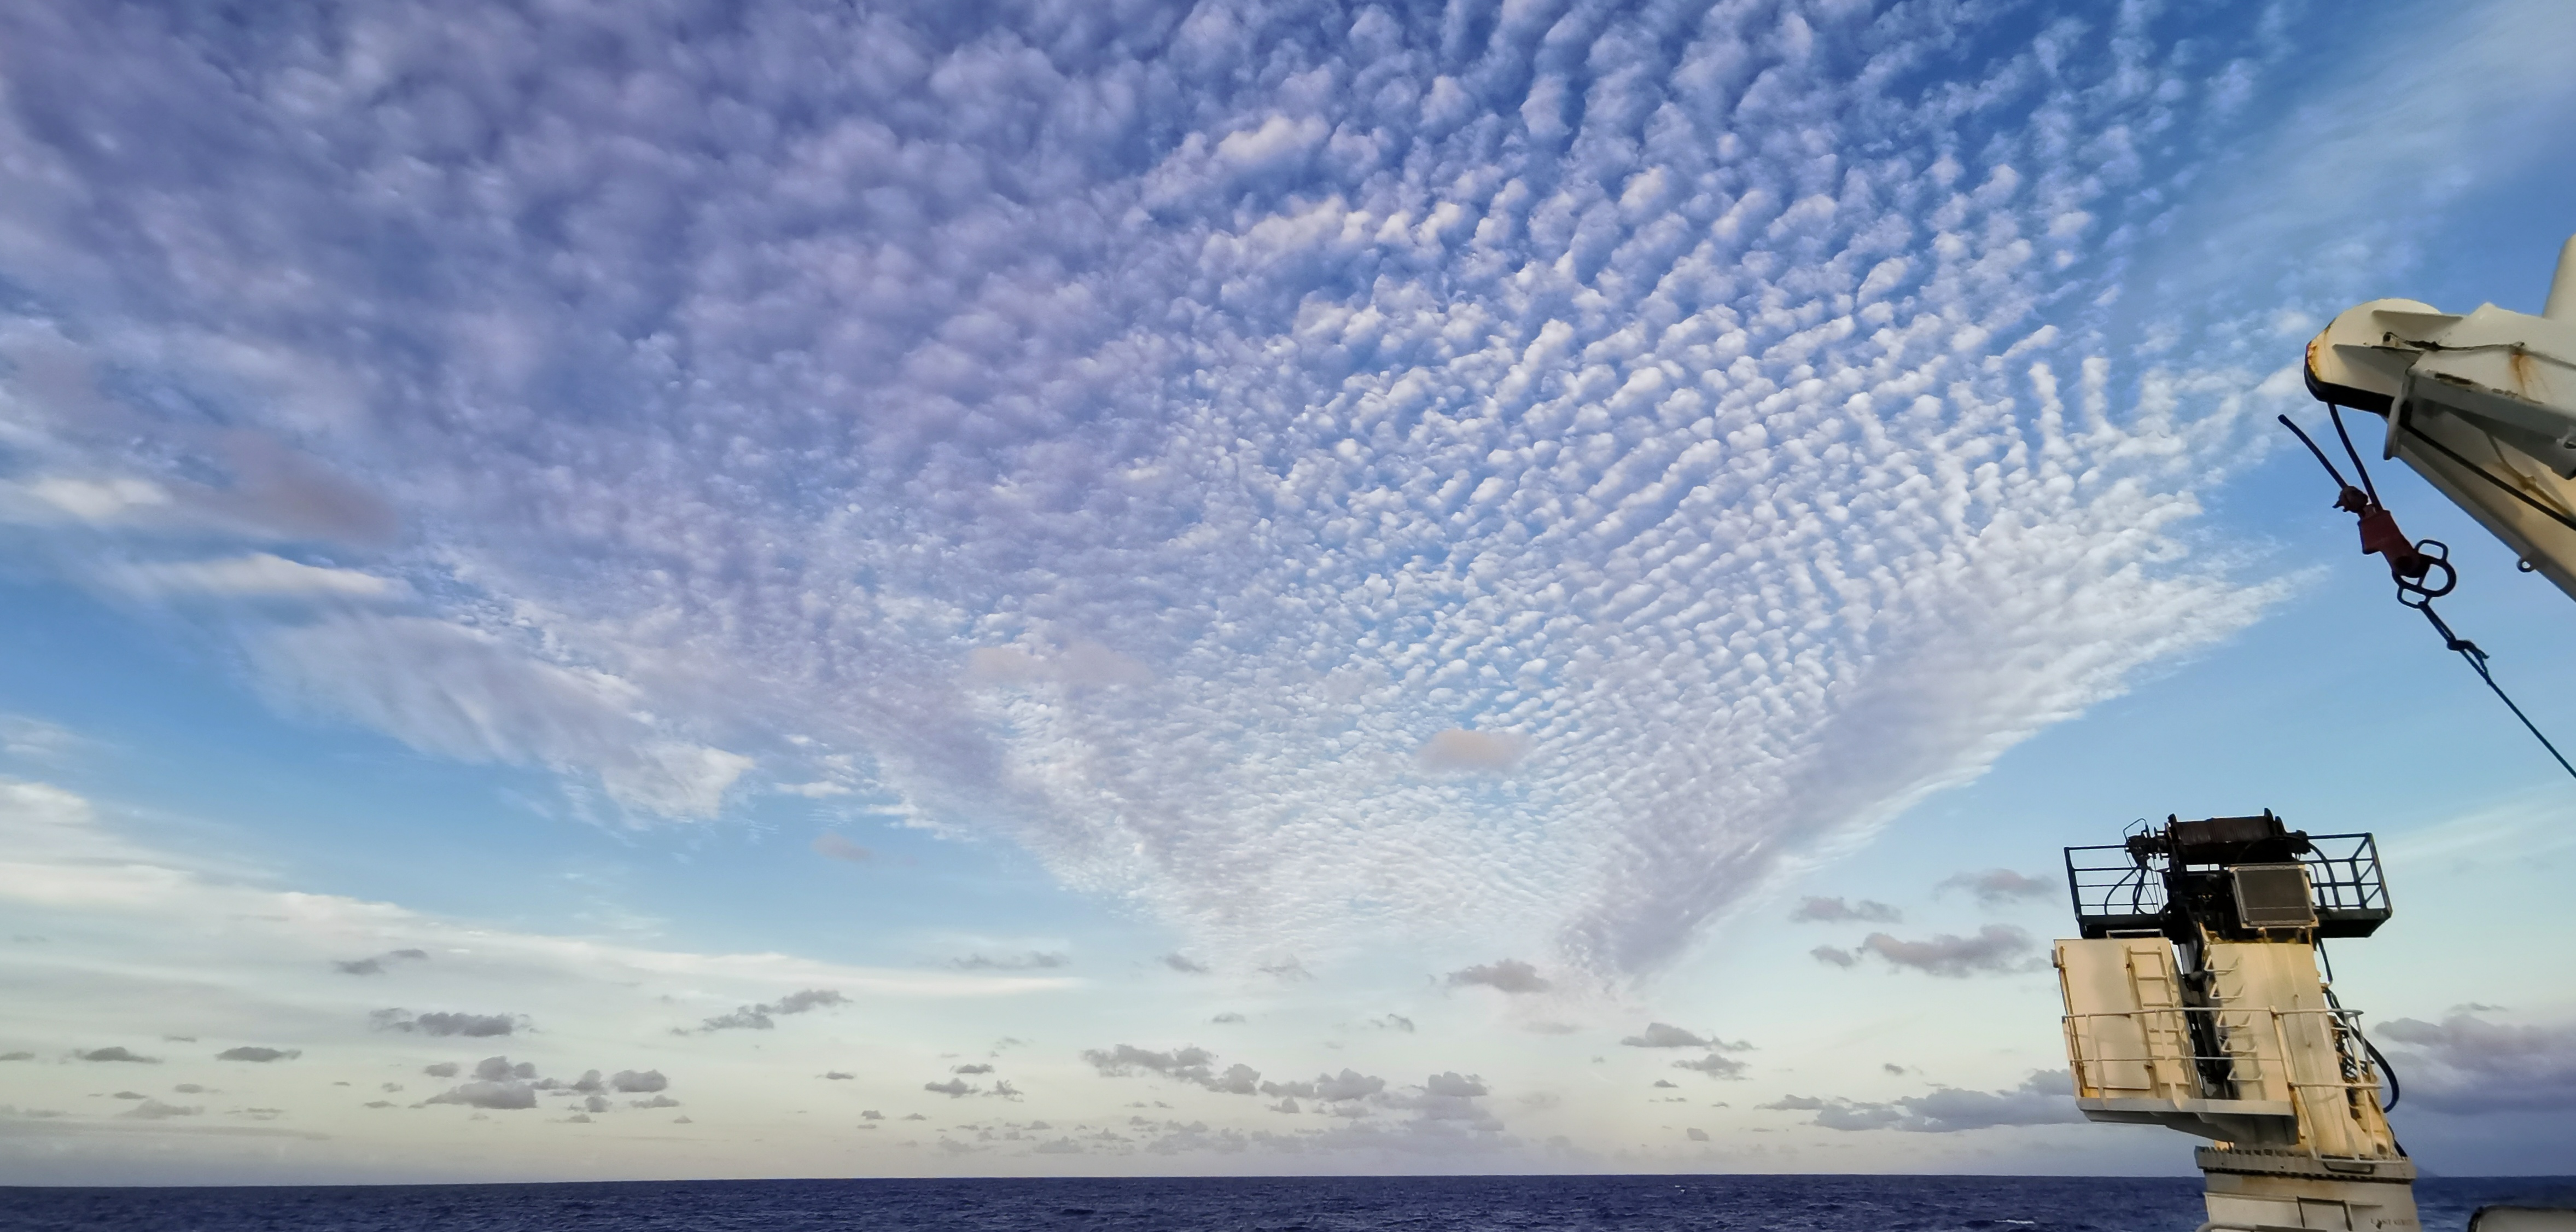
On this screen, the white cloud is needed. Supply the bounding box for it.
[0,715,90,765]
[1416,729,1529,772]
[106,554,398,601]
[0,777,1073,1011]
[241,614,752,819]
[0,0,2561,990]
[20,477,171,523]
[1216,115,1327,173]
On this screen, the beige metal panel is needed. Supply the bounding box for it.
[2204,1190,2303,1231]
[2204,1169,2421,1232]
[2204,942,2402,1163]
[2056,938,2194,1103]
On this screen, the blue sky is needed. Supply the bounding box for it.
[1,0,2573,1184]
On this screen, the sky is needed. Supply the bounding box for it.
[0,0,2573,1185]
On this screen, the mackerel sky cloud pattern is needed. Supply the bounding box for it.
[10,0,2504,984]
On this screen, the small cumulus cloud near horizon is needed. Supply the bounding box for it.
[688,990,848,1035]
[1792,897,1903,925]
[1812,926,2039,977]
[1447,959,1552,996]
[1761,1071,2084,1133]
[1937,870,2055,905]
[0,0,2559,999]
[370,1010,518,1038]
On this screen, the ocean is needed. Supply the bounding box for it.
[7,1175,2575,1232]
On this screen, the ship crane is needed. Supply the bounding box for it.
[2048,239,2576,1232]
[2056,813,2410,1232]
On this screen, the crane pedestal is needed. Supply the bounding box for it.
[2196,1147,2418,1232]
[2055,813,2412,1232]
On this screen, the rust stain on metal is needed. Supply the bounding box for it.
[2509,347,2537,396]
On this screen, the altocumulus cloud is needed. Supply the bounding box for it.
[3,0,2560,975]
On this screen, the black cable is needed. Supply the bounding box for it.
[2319,970,2403,1114]
[2329,404,2381,507]
[2363,1032,2402,1114]
[2278,415,2353,490]
[2273,414,2576,783]
[2406,598,2576,781]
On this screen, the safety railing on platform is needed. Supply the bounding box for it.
[2063,1004,2397,1159]
[2064,833,2391,938]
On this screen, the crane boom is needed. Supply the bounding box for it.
[2304,235,2576,602]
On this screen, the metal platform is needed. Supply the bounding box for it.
[2066,830,2391,940]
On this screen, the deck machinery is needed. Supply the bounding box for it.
[2054,812,2409,1232]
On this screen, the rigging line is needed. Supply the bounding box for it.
[2399,420,2576,537]
[2411,600,2576,781]
[2328,404,2381,507]
[2275,415,2576,782]
[2277,415,2353,490]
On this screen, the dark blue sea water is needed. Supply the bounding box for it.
[5,1175,2573,1232]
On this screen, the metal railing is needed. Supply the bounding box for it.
[2063,1004,2396,1158]
[2064,833,2390,935]
[2300,834,2391,916]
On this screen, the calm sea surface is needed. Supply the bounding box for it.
[5,1175,2573,1232]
